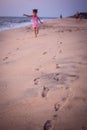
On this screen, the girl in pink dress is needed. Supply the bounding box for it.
[23,9,43,37]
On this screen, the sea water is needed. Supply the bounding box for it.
[0,17,56,31]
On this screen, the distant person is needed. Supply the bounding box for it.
[75,11,80,20]
[23,9,43,37]
[60,14,63,19]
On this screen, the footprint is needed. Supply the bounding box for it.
[35,68,40,71]
[82,126,86,130]
[3,57,8,61]
[56,64,60,69]
[67,105,73,110]
[65,86,69,90]
[33,77,40,85]
[8,52,11,55]
[53,114,58,120]
[42,86,49,97]
[56,73,60,76]
[60,42,62,44]
[43,115,58,130]
[61,30,64,33]
[52,56,56,60]
[57,45,60,48]
[43,51,47,55]
[43,120,52,130]
[68,29,72,32]
[53,77,59,82]
[53,73,60,82]
[59,50,62,53]
[16,48,19,51]
[54,103,61,111]
[62,97,67,102]
[54,96,68,112]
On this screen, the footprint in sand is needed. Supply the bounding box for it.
[43,120,52,130]
[52,56,56,60]
[62,97,67,102]
[59,49,62,53]
[33,77,40,85]
[8,52,11,55]
[68,29,72,32]
[54,96,68,111]
[66,104,73,110]
[65,86,70,90]
[53,73,60,82]
[42,86,49,97]
[60,42,62,44]
[53,114,58,119]
[3,57,8,61]
[16,48,20,51]
[54,103,61,111]
[35,68,40,71]
[82,126,86,130]
[43,51,47,55]
[43,115,58,130]
[56,64,60,69]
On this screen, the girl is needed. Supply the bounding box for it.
[23,9,43,37]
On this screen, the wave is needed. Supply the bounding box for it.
[0,17,56,31]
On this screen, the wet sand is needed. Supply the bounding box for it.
[0,18,87,130]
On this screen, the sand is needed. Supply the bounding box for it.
[0,18,87,130]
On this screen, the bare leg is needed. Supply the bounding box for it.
[36,28,39,35]
[34,28,37,37]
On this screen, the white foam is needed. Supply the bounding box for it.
[0,18,54,32]
[0,22,32,31]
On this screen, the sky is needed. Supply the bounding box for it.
[0,0,87,17]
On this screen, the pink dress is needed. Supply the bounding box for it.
[32,16,39,28]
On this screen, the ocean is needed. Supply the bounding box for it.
[0,17,56,31]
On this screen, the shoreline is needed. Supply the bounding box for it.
[0,17,87,32]
[0,17,57,32]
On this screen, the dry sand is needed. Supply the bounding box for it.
[0,18,87,130]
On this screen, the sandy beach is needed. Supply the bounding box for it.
[0,18,87,130]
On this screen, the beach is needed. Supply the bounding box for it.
[0,18,87,130]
